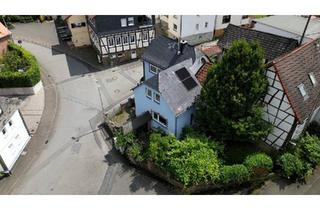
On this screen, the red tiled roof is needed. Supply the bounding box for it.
[196,62,212,85]
[273,39,320,123]
[201,45,222,57]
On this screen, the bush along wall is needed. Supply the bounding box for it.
[0,42,41,88]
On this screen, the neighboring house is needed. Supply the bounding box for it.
[262,39,320,148]
[213,15,250,37]
[65,15,91,47]
[252,15,320,44]
[0,22,11,56]
[0,97,30,173]
[87,15,155,65]
[158,15,250,44]
[133,36,209,138]
[218,24,299,62]
[159,15,216,45]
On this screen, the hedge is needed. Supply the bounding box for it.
[219,164,250,185]
[0,42,40,88]
[278,153,311,180]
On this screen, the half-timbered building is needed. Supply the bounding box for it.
[263,39,320,148]
[87,15,155,65]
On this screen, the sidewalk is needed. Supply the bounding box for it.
[253,167,320,194]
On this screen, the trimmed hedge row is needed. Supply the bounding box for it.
[0,42,40,88]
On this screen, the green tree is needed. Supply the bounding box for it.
[196,39,272,142]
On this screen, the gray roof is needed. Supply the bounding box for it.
[218,24,298,61]
[0,97,21,129]
[144,59,201,116]
[142,36,196,70]
[88,15,154,36]
[253,15,320,40]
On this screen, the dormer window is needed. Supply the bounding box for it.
[298,83,309,100]
[121,18,127,27]
[128,17,134,26]
[150,64,159,74]
[308,72,317,86]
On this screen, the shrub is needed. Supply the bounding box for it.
[244,153,273,175]
[0,42,40,88]
[114,132,135,151]
[127,142,144,162]
[219,164,250,185]
[296,133,320,166]
[278,153,311,180]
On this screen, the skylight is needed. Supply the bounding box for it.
[297,83,308,100]
[308,72,317,86]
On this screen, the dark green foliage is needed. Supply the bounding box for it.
[295,133,320,166]
[127,142,144,162]
[114,132,135,150]
[306,121,320,137]
[278,153,311,180]
[0,42,40,88]
[0,15,38,24]
[146,132,221,186]
[244,153,273,174]
[219,164,250,185]
[196,39,272,142]
[223,140,261,164]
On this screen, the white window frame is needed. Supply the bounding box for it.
[115,36,122,46]
[309,72,317,86]
[121,18,127,27]
[149,64,158,74]
[107,37,115,47]
[130,34,135,44]
[128,17,134,26]
[146,88,152,99]
[153,92,160,104]
[152,111,168,127]
[122,35,129,45]
[298,83,308,99]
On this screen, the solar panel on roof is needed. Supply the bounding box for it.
[175,68,190,81]
[182,77,198,91]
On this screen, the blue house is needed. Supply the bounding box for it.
[133,36,209,138]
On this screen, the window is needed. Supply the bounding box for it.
[195,24,199,30]
[298,83,309,99]
[173,24,177,31]
[130,34,135,44]
[108,37,115,47]
[121,18,127,27]
[115,36,122,46]
[146,88,152,99]
[71,22,85,28]
[205,22,208,28]
[150,64,159,74]
[8,120,12,126]
[143,32,148,41]
[122,35,129,45]
[242,15,249,19]
[222,15,231,24]
[117,53,124,57]
[152,111,168,127]
[154,92,160,103]
[2,128,6,135]
[128,17,134,26]
[309,72,317,86]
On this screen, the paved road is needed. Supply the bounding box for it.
[0,23,172,194]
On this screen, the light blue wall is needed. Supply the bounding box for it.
[144,61,161,81]
[176,106,195,138]
[134,83,176,136]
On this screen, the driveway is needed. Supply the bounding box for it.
[0,23,172,194]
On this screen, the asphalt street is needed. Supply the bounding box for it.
[0,22,172,194]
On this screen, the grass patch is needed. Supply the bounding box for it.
[110,107,135,126]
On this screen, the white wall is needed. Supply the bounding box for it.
[215,15,250,30]
[180,15,215,38]
[0,110,30,171]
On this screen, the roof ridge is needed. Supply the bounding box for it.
[272,39,316,65]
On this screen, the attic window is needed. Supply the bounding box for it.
[121,18,127,27]
[128,17,134,26]
[308,72,317,86]
[297,83,309,100]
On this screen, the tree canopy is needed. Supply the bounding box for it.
[196,39,272,142]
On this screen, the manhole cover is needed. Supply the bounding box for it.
[114,89,120,94]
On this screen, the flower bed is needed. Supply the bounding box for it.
[0,42,40,88]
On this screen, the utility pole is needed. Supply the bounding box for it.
[299,15,311,45]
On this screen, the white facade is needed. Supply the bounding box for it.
[214,15,250,30]
[0,110,30,172]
